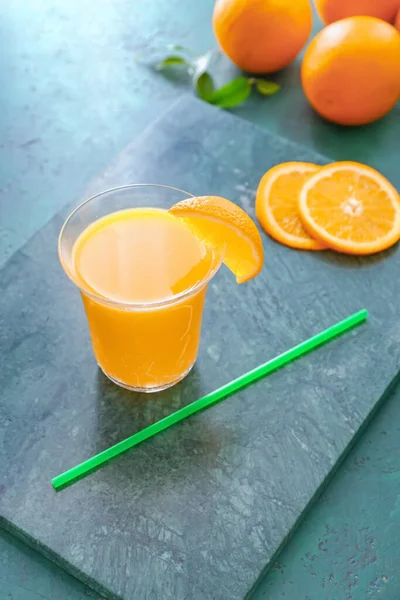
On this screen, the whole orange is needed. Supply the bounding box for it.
[301,16,400,126]
[212,0,313,74]
[396,7,400,30]
[314,0,400,24]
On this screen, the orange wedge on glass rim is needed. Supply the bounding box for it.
[169,195,264,283]
[299,161,400,255]
[256,162,325,250]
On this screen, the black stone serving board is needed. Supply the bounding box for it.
[2,96,400,600]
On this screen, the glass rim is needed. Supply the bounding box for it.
[58,183,224,311]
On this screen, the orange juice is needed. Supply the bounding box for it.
[71,207,218,391]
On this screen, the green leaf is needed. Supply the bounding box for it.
[192,51,216,101]
[255,79,280,96]
[196,72,216,101]
[155,56,191,71]
[209,77,252,108]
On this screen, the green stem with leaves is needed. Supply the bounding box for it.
[137,45,280,108]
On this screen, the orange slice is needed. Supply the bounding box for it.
[256,162,325,250]
[299,161,400,255]
[169,196,264,283]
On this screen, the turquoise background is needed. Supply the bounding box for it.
[1,1,399,599]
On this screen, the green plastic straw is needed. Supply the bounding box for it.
[52,308,368,490]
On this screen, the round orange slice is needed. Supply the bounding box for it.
[169,195,264,283]
[256,162,325,250]
[299,161,400,255]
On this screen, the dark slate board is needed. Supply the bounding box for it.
[2,96,400,600]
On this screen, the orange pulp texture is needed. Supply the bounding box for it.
[169,195,264,283]
[73,208,217,390]
[256,162,325,251]
[299,162,400,254]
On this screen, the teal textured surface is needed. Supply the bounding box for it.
[1,1,400,598]
[2,98,400,600]
[52,310,368,490]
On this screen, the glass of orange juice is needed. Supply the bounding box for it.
[58,184,223,393]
